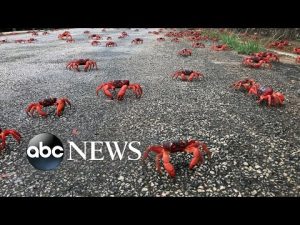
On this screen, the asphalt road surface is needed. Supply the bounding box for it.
[0,28,299,196]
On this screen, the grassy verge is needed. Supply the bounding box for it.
[202,29,265,55]
[220,33,265,55]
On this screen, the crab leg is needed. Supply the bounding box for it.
[155,153,163,174]
[103,86,114,99]
[128,84,143,98]
[200,142,211,159]
[3,130,21,143]
[257,95,272,106]
[143,146,169,175]
[180,73,187,81]
[67,63,80,71]
[84,61,98,72]
[188,72,202,81]
[26,104,47,117]
[0,130,21,151]
[0,135,6,151]
[248,85,259,96]
[96,83,107,96]
[171,72,180,79]
[26,103,37,116]
[96,83,115,99]
[143,145,163,160]
[273,92,284,105]
[35,105,48,117]
[62,98,71,107]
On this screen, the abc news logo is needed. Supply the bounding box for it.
[27,133,64,171]
[27,133,141,171]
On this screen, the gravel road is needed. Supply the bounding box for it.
[0,28,299,197]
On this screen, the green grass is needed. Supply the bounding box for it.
[219,33,265,55]
[235,40,265,55]
[201,29,265,55]
[220,33,240,49]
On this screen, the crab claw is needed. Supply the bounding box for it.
[188,72,203,81]
[117,85,128,101]
[162,151,176,177]
[55,98,71,116]
[185,146,204,169]
[273,92,285,105]
[143,146,175,177]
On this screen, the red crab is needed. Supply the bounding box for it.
[192,42,205,48]
[151,31,160,35]
[293,47,300,54]
[178,48,192,56]
[121,31,128,37]
[66,59,98,72]
[15,39,27,43]
[243,56,272,69]
[232,79,285,107]
[26,97,71,117]
[131,38,143,44]
[89,34,101,40]
[83,30,90,34]
[188,36,202,41]
[58,31,71,40]
[232,78,257,92]
[96,80,143,100]
[31,31,38,36]
[171,38,180,42]
[248,84,285,106]
[28,38,37,43]
[172,70,203,81]
[102,28,107,32]
[107,37,112,40]
[269,40,289,49]
[0,39,8,44]
[106,41,117,47]
[0,129,21,152]
[165,32,175,37]
[211,44,228,51]
[118,32,128,38]
[143,139,211,177]
[91,40,100,46]
[157,37,165,42]
[296,56,300,63]
[252,52,279,62]
[42,31,49,35]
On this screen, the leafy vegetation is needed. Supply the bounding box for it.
[202,29,265,55]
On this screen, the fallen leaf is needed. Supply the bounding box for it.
[72,128,79,136]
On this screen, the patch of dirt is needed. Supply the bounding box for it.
[277,55,299,65]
